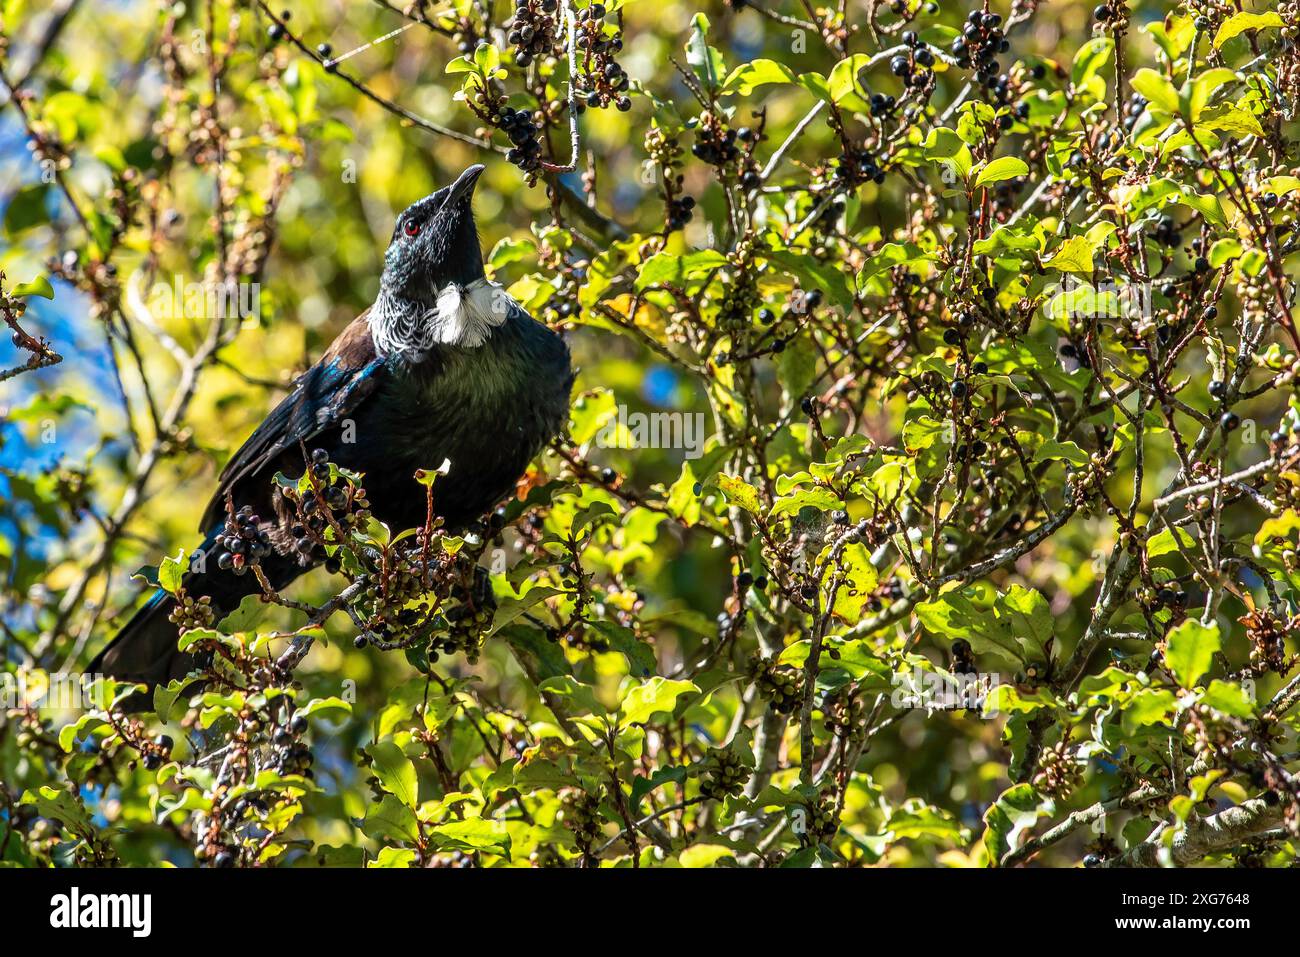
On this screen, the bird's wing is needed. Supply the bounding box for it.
[200,311,385,531]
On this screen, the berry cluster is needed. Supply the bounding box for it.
[529,843,566,868]
[282,449,372,568]
[821,687,866,740]
[351,557,431,646]
[751,654,804,714]
[832,144,885,188]
[214,503,274,576]
[439,563,496,663]
[807,194,847,258]
[697,748,749,800]
[500,105,544,175]
[1151,212,1182,248]
[799,794,839,844]
[542,279,582,324]
[1065,451,1114,508]
[347,533,497,664]
[988,173,1026,220]
[950,637,977,676]
[268,712,313,777]
[1032,739,1083,798]
[574,4,630,112]
[557,788,603,850]
[505,0,561,68]
[467,82,545,178]
[869,91,898,119]
[1122,90,1147,132]
[645,126,695,232]
[168,591,215,631]
[950,10,1012,103]
[666,194,697,232]
[889,30,936,90]
[1092,2,1129,29]
[1240,607,1300,676]
[717,273,760,332]
[865,576,905,612]
[1192,716,1236,765]
[690,111,740,166]
[140,732,174,772]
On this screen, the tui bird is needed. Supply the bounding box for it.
[90,163,573,690]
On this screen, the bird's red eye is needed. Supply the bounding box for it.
[403,220,421,237]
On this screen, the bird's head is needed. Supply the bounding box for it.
[381,163,486,303]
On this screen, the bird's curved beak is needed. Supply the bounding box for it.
[444,164,486,208]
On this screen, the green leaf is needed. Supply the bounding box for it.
[680,844,736,867]
[1000,585,1054,660]
[923,127,973,181]
[1146,526,1195,559]
[362,795,420,843]
[982,784,1046,865]
[429,817,511,857]
[59,714,108,753]
[1071,37,1113,86]
[369,740,419,807]
[762,249,854,309]
[3,183,51,235]
[370,847,416,868]
[1214,11,1284,48]
[1164,619,1220,688]
[1181,67,1237,122]
[295,696,352,722]
[153,677,199,723]
[538,675,606,715]
[1200,679,1255,718]
[715,473,762,515]
[1130,69,1179,114]
[158,549,186,595]
[825,541,880,623]
[827,54,874,110]
[685,13,724,91]
[11,276,54,299]
[619,677,698,726]
[634,250,727,290]
[473,41,501,75]
[974,156,1029,188]
[1123,687,1178,730]
[916,585,1051,667]
[1033,439,1089,467]
[21,786,93,832]
[489,585,563,636]
[721,58,797,96]
[1044,222,1115,275]
[1170,188,1226,225]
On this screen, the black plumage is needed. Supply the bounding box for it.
[91,164,573,690]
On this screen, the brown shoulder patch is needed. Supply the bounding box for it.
[321,309,376,367]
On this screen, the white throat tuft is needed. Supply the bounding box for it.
[370,278,513,356]
[433,278,513,348]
